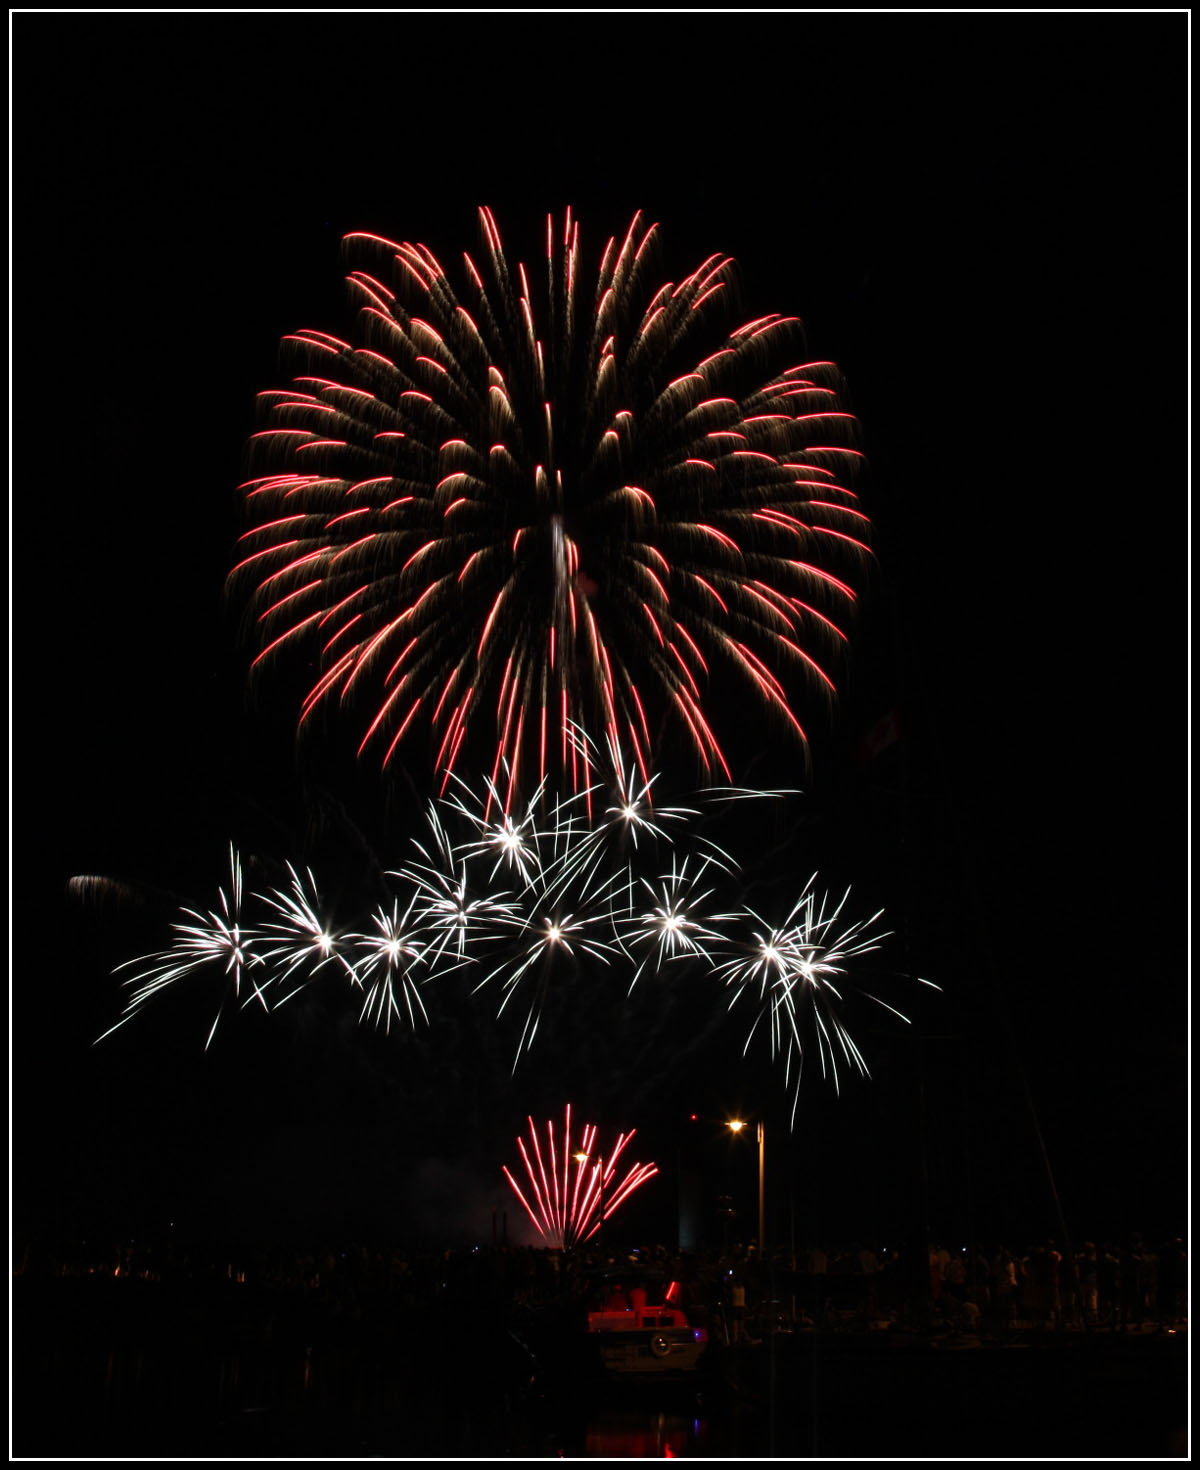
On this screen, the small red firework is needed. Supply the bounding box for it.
[502,1104,658,1249]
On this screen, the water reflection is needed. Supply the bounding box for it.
[16,1275,1187,1460]
[39,1333,720,1458]
[583,1409,703,1457]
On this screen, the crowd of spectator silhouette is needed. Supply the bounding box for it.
[14,1229,1187,1340]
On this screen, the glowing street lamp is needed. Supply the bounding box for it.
[727,1118,765,1259]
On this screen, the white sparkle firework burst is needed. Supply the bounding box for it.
[620,853,727,991]
[439,768,558,889]
[715,878,896,1122]
[346,897,428,1032]
[98,845,268,1050]
[392,798,522,966]
[550,731,708,912]
[96,771,927,1117]
[480,883,622,1067]
[256,861,354,1004]
[444,737,716,1063]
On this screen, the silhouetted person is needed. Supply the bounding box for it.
[604,1283,629,1312]
[730,1277,747,1344]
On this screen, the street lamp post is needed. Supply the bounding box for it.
[756,1121,765,1260]
[728,1119,765,1259]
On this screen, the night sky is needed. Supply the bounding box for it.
[14,13,1187,1255]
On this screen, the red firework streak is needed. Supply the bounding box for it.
[502,1104,658,1249]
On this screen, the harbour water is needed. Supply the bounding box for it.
[13,1274,1187,1458]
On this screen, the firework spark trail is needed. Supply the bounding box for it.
[97,845,267,1050]
[443,771,549,886]
[408,736,703,1064]
[483,899,621,1066]
[447,735,732,1064]
[256,861,355,1005]
[713,876,894,1123]
[620,853,727,991]
[345,896,429,1032]
[392,798,523,966]
[544,730,709,913]
[502,1106,659,1248]
[232,209,870,800]
[438,762,591,902]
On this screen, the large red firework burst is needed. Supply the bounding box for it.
[232,208,870,802]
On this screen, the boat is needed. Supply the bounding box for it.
[582,1269,709,1376]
